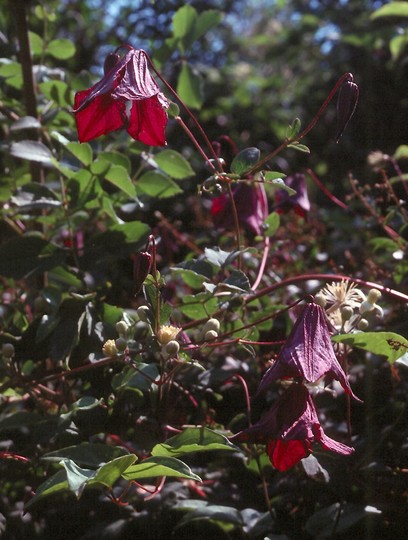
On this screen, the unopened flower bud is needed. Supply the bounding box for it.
[314,292,327,308]
[204,330,218,341]
[156,325,180,345]
[102,339,118,357]
[360,300,375,314]
[341,305,354,322]
[357,318,369,331]
[137,305,151,323]
[367,289,381,304]
[336,76,359,143]
[1,343,15,358]
[164,340,180,356]
[133,252,152,294]
[115,337,128,352]
[116,321,129,337]
[202,318,220,334]
[104,52,121,75]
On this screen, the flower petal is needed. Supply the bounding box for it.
[267,439,311,471]
[256,303,361,401]
[127,97,168,146]
[74,90,125,142]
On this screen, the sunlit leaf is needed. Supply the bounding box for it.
[154,149,194,179]
[9,140,53,165]
[151,427,238,457]
[137,171,183,198]
[332,332,408,363]
[122,456,201,481]
[371,2,408,20]
[177,63,203,109]
[47,38,76,60]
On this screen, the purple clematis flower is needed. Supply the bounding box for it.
[211,182,268,236]
[230,383,354,471]
[73,47,169,145]
[256,302,361,402]
[274,173,310,218]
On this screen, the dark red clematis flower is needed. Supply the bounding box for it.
[256,302,361,402]
[211,182,268,236]
[274,173,311,218]
[73,47,169,145]
[230,383,354,471]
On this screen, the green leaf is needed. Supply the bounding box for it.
[177,63,203,109]
[25,469,69,508]
[195,10,223,40]
[180,292,218,320]
[39,80,72,107]
[47,38,76,60]
[306,503,381,537]
[104,164,136,198]
[28,31,44,56]
[122,456,201,482]
[286,117,301,139]
[154,150,194,180]
[175,504,243,530]
[41,442,129,468]
[61,459,95,498]
[151,427,238,457]
[90,455,137,488]
[66,141,93,166]
[10,116,41,131]
[265,212,280,237]
[173,5,198,52]
[390,32,408,61]
[287,142,310,153]
[263,171,287,181]
[0,235,65,279]
[332,332,408,363]
[112,363,160,392]
[222,270,251,292]
[231,147,261,175]
[371,2,408,20]
[137,171,183,198]
[204,247,242,268]
[99,151,131,172]
[9,140,53,165]
[394,145,408,160]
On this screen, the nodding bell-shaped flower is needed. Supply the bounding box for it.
[73,46,169,145]
[230,383,354,471]
[211,182,268,237]
[274,173,311,218]
[336,75,359,142]
[256,302,361,402]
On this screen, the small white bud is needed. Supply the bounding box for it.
[314,292,327,308]
[360,300,375,314]
[164,340,180,356]
[357,318,369,330]
[115,321,129,337]
[204,330,218,341]
[137,305,151,323]
[341,305,354,322]
[367,289,381,304]
[115,337,128,352]
[202,318,220,334]
[1,343,15,358]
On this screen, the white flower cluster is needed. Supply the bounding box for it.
[315,281,383,332]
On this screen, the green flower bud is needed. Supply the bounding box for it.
[137,305,151,323]
[1,343,15,358]
[202,318,220,334]
[115,337,128,352]
[115,321,129,337]
[204,330,218,341]
[314,292,327,308]
[367,289,381,304]
[164,340,180,356]
[341,305,354,322]
[357,318,369,331]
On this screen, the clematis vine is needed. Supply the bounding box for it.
[230,383,354,471]
[73,46,169,145]
[255,302,361,402]
[211,182,268,236]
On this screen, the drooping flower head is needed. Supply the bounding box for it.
[231,383,354,471]
[73,46,169,145]
[256,302,361,401]
[274,173,311,218]
[211,182,268,236]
